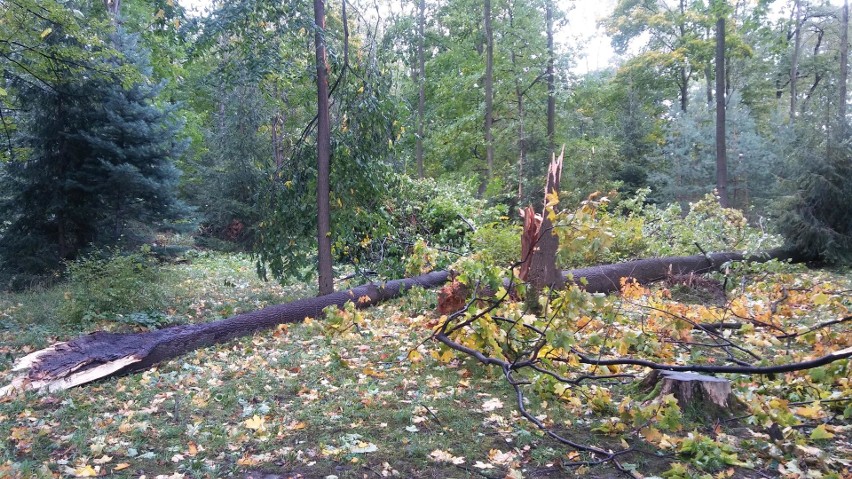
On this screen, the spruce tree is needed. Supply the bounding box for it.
[0,30,186,286]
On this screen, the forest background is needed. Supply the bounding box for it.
[0,0,850,478]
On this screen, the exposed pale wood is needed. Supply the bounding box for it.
[641,369,744,418]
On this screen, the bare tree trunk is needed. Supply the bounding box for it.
[416,0,426,178]
[314,0,334,296]
[705,62,714,106]
[546,0,556,151]
[715,16,728,207]
[515,75,526,202]
[103,0,121,21]
[839,0,849,139]
[509,3,526,202]
[790,0,802,121]
[479,0,494,197]
[678,0,689,113]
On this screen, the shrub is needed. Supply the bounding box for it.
[470,222,522,266]
[61,247,168,327]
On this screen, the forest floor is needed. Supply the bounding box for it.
[0,252,850,478]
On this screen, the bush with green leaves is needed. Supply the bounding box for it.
[548,189,782,270]
[637,192,782,257]
[61,248,169,327]
[469,221,521,266]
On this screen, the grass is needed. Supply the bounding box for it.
[0,252,850,478]
[0,253,571,478]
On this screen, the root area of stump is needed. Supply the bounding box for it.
[640,370,747,419]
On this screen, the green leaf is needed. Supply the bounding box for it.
[810,424,835,440]
[0,87,6,96]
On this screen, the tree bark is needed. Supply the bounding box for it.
[839,0,849,140]
[1,271,451,395]
[508,3,526,202]
[715,16,728,207]
[523,150,565,293]
[314,0,334,295]
[545,0,556,152]
[416,0,426,178]
[790,0,802,121]
[2,249,798,395]
[678,0,689,113]
[640,370,745,418]
[479,0,494,197]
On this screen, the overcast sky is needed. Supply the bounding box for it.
[179,0,619,73]
[177,0,847,75]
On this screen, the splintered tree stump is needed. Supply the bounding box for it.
[641,370,745,418]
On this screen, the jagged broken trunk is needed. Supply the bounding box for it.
[2,271,450,394]
[2,249,791,394]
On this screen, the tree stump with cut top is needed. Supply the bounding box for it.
[640,370,746,419]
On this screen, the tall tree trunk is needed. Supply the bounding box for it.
[545,0,556,152]
[103,0,121,21]
[515,72,526,202]
[509,4,526,202]
[678,0,688,113]
[314,0,334,296]
[839,0,849,139]
[705,61,714,106]
[790,0,802,121]
[416,0,426,178]
[479,0,494,197]
[716,16,728,207]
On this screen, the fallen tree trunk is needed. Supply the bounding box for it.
[1,271,449,395]
[564,248,797,294]
[2,249,794,394]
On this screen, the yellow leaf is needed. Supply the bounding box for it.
[430,449,465,464]
[810,424,835,440]
[357,85,364,94]
[40,27,52,39]
[407,350,423,363]
[286,420,307,430]
[73,465,98,477]
[812,292,830,306]
[113,463,130,471]
[795,404,824,420]
[244,415,266,431]
[187,441,198,456]
[363,367,387,379]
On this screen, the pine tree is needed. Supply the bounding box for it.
[0,29,186,286]
[776,135,852,264]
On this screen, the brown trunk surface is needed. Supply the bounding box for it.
[2,271,450,395]
[640,370,746,418]
[314,0,334,295]
[715,16,728,207]
[2,249,796,395]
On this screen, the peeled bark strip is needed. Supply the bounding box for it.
[1,271,449,395]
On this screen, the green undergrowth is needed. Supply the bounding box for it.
[0,253,850,478]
